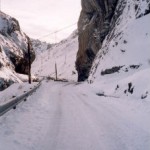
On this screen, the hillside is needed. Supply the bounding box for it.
[32,30,78,81]
[89,0,150,100]
[0,11,35,91]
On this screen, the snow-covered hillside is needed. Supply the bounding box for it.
[89,0,150,100]
[0,11,35,91]
[32,30,78,81]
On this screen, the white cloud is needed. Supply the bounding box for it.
[2,0,81,43]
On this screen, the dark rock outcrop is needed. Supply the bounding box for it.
[9,37,35,75]
[76,0,118,81]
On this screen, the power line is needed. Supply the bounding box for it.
[38,22,77,40]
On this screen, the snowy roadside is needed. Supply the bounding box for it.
[0,82,39,106]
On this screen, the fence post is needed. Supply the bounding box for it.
[27,37,31,84]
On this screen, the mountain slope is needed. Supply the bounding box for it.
[32,30,78,81]
[88,0,150,100]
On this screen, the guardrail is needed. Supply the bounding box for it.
[0,82,41,116]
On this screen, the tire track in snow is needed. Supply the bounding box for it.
[0,81,150,150]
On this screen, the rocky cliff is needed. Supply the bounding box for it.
[76,0,118,81]
[0,11,35,90]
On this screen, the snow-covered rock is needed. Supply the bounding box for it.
[0,11,35,91]
[31,39,52,54]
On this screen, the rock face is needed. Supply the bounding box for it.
[76,0,118,81]
[0,11,35,90]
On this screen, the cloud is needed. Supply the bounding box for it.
[2,0,81,42]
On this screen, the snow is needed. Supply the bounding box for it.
[0,82,38,106]
[0,80,150,150]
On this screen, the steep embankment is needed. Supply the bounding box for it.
[89,0,150,100]
[0,11,35,90]
[32,30,78,81]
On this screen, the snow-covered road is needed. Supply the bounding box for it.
[0,81,150,150]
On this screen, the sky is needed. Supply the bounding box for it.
[2,0,81,43]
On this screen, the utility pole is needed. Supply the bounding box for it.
[55,62,58,81]
[40,55,43,75]
[27,37,31,84]
[53,31,58,43]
